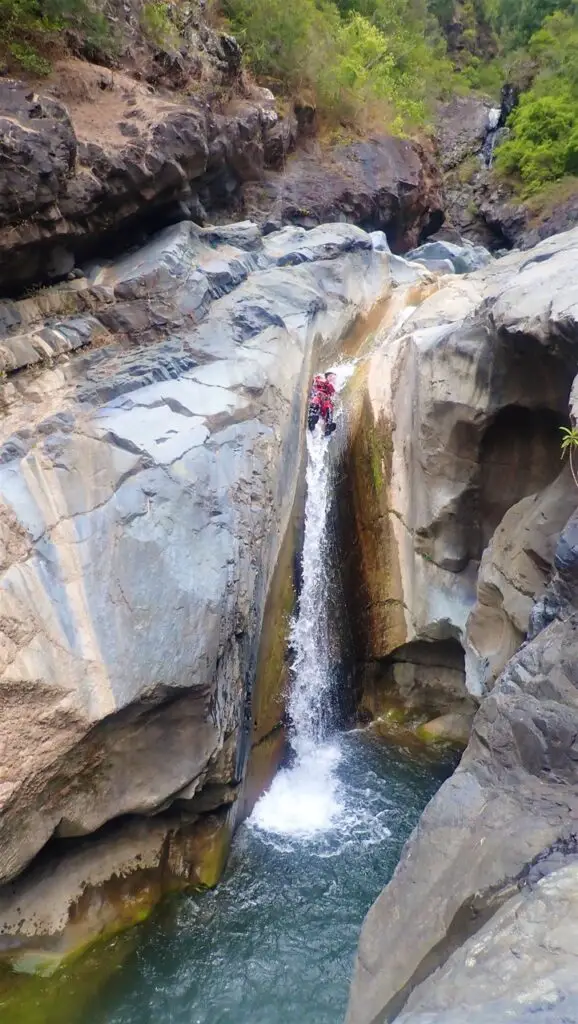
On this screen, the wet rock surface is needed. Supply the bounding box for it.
[0,219,391,958]
[346,226,578,1024]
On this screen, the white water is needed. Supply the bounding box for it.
[251,363,358,840]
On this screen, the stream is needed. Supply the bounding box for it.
[8,365,455,1024]
[84,733,452,1024]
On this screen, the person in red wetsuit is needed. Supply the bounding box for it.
[308,372,337,436]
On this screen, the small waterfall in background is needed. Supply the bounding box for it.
[482,105,502,167]
[251,362,356,838]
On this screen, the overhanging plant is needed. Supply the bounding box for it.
[560,423,578,490]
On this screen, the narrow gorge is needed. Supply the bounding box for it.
[0,1,578,1021]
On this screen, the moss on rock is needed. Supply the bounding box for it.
[416,712,473,748]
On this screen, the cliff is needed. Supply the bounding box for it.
[346,226,578,1024]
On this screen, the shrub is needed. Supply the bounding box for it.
[485,0,576,48]
[495,92,578,190]
[140,2,181,50]
[494,10,578,192]
[222,0,453,129]
[0,0,114,73]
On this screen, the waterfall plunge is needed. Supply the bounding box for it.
[250,363,355,838]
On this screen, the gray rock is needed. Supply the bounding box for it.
[406,239,493,274]
[0,219,391,948]
[465,467,577,694]
[370,231,391,253]
[452,244,494,273]
[346,226,578,1024]
[414,258,455,274]
[397,862,578,1024]
[242,135,444,252]
[437,96,493,171]
[340,230,577,703]
[0,65,289,295]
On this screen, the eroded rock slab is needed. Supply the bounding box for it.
[465,467,577,694]
[0,219,391,957]
[396,860,578,1024]
[341,228,578,708]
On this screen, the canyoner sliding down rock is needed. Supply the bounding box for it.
[0,202,457,1021]
[3,227,578,1024]
[252,362,355,837]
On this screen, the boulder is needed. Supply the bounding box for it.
[0,219,391,959]
[465,467,577,694]
[415,712,472,747]
[396,861,578,1024]
[405,239,493,274]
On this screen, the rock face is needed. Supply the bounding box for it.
[340,231,576,722]
[436,96,494,173]
[346,227,578,1024]
[465,467,577,694]
[0,64,290,294]
[242,136,444,252]
[0,57,444,295]
[395,860,578,1024]
[0,219,391,961]
[437,95,578,251]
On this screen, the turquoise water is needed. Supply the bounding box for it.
[84,731,454,1024]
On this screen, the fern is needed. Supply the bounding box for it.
[560,424,578,490]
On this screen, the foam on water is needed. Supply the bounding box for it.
[251,362,357,840]
[250,743,343,839]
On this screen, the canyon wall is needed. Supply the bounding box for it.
[346,226,578,1024]
[0,219,395,969]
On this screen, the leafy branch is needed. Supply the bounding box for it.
[560,423,578,490]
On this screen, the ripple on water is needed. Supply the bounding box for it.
[81,732,455,1024]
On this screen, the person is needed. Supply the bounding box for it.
[308,371,337,436]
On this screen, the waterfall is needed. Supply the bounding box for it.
[250,363,355,839]
[288,430,336,748]
[482,106,502,168]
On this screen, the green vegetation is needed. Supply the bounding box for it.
[0,0,575,201]
[560,424,578,457]
[485,0,576,47]
[560,424,578,490]
[0,0,113,73]
[140,1,180,49]
[494,7,578,192]
[221,0,453,131]
[220,0,578,169]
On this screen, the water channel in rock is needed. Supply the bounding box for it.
[8,363,455,1024]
